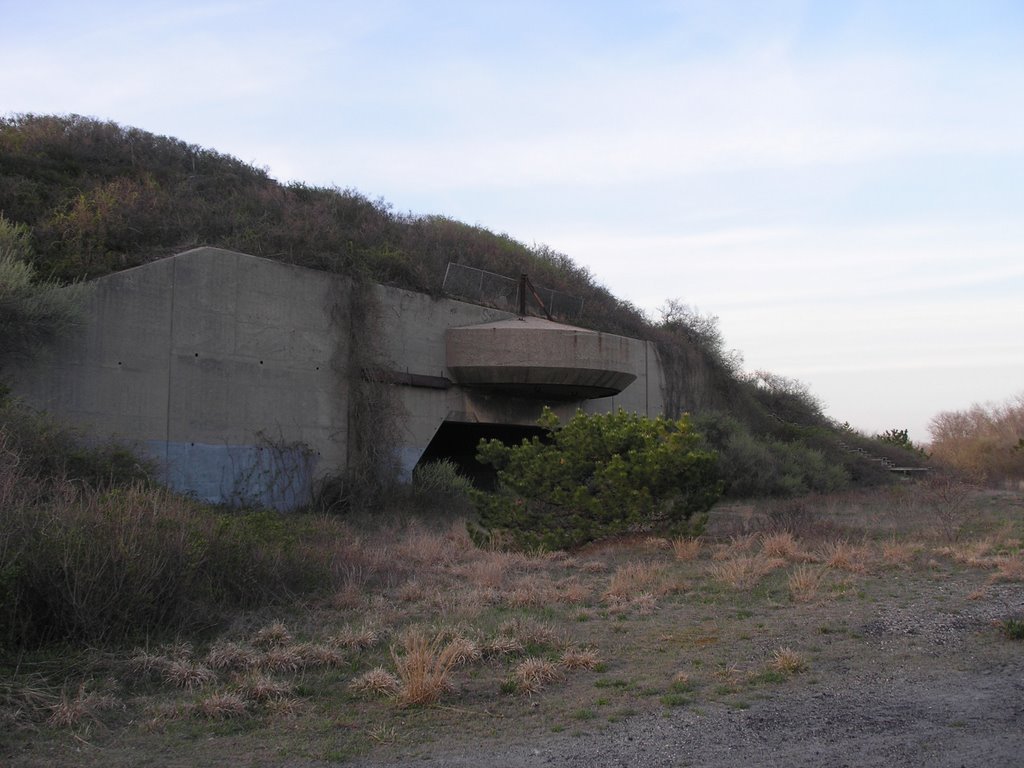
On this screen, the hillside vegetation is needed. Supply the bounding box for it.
[0,112,925,493]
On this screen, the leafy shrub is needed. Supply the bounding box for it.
[469,408,721,551]
[411,459,474,513]
[412,459,473,498]
[693,412,850,498]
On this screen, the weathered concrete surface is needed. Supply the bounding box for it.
[11,248,670,505]
[12,248,350,508]
[368,285,666,480]
[446,317,639,399]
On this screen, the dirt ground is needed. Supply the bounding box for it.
[4,488,1023,767]
[345,581,1024,767]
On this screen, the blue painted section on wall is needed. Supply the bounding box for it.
[397,445,424,483]
[145,440,317,511]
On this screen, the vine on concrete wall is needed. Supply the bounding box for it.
[223,430,317,511]
[322,280,405,511]
[655,334,723,419]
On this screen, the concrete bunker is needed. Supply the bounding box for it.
[9,248,670,509]
[446,317,639,400]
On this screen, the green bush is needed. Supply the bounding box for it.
[1001,618,1024,641]
[412,459,474,507]
[693,412,851,498]
[469,408,721,551]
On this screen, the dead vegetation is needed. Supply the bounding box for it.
[2,484,1022,766]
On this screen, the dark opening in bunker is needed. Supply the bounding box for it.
[414,421,547,489]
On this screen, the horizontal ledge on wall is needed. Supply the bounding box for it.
[361,367,452,390]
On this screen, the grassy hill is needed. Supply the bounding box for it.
[0,112,925,494]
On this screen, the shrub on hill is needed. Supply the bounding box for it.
[692,411,850,498]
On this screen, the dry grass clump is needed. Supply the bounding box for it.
[603,560,674,603]
[140,701,189,731]
[193,692,248,720]
[989,556,1024,583]
[504,576,556,608]
[630,592,659,615]
[333,624,384,651]
[263,696,305,718]
[235,672,292,703]
[429,587,488,620]
[163,661,216,691]
[252,621,292,649]
[770,647,808,674]
[46,683,118,727]
[394,524,454,568]
[1,677,55,727]
[367,722,398,743]
[396,579,426,602]
[391,630,464,706]
[578,560,608,574]
[671,537,702,562]
[881,539,920,567]
[504,573,592,608]
[444,635,483,666]
[788,565,826,603]
[348,667,401,697]
[258,648,302,674]
[710,555,785,589]
[205,641,259,672]
[498,618,566,650]
[512,658,563,694]
[560,647,601,670]
[713,664,744,693]
[330,582,366,611]
[293,642,345,668]
[482,635,525,658]
[761,532,811,562]
[820,540,870,574]
[671,670,692,687]
[128,649,172,680]
[459,550,527,589]
[937,537,998,567]
[552,578,591,605]
[712,533,759,561]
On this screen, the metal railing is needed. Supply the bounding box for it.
[442,262,584,321]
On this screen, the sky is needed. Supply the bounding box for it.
[2,0,1022,443]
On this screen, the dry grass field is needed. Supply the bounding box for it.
[2,485,1022,766]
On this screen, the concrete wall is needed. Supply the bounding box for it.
[11,248,669,506]
[12,248,350,509]
[370,285,667,479]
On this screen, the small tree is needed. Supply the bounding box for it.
[470,408,722,551]
[875,428,927,456]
